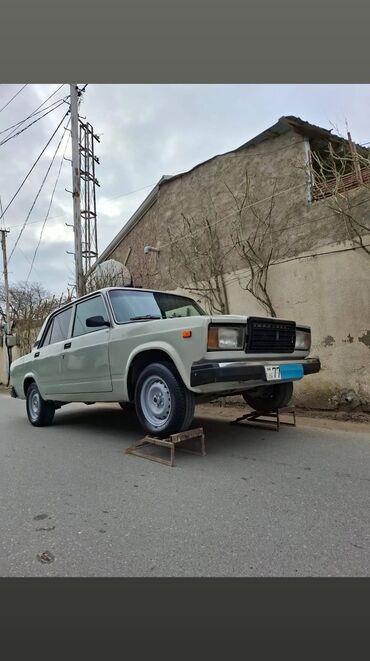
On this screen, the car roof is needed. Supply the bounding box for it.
[38,287,196,330]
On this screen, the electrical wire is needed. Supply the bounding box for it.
[0,100,66,148]
[0,194,5,231]
[0,84,28,115]
[0,84,66,139]
[0,94,68,139]
[158,180,313,250]
[26,124,71,282]
[0,111,69,224]
[8,119,70,264]
[222,241,370,291]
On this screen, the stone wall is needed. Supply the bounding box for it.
[93,128,370,410]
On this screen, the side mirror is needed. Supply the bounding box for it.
[33,340,40,349]
[85,315,111,328]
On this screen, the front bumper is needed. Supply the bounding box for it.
[190,357,321,387]
[10,386,18,398]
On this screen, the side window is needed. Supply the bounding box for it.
[73,296,109,338]
[41,319,54,347]
[49,308,72,345]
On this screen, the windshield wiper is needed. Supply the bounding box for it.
[129,315,162,321]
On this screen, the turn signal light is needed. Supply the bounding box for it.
[182,330,192,338]
[207,327,219,348]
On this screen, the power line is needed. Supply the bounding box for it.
[26,125,71,282]
[0,110,69,224]
[0,100,66,148]
[222,241,370,290]
[0,84,66,139]
[0,194,5,231]
[0,84,28,115]
[159,180,312,250]
[1,134,311,231]
[8,119,70,264]
[0,93,68,138]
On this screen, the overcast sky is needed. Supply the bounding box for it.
[1,83,370,294]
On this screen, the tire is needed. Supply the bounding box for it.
[181,388,196,432]
[134,362,195,437]
[118,401,134,411]
[242,381,293,412]
[26,382,55,427]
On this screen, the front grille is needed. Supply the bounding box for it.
[246,317,296,353]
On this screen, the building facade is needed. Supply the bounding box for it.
[91,116,370,410]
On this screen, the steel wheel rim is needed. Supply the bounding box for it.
[29,389,40,421]
[140,376,172,428]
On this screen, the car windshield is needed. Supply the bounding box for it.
[108,289,206,323]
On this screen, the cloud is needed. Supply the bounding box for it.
[0,83,369,295]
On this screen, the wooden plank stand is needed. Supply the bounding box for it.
[125,427,206,467]
[230,406,296,432]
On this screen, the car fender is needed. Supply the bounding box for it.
[22,371,45,399]
[124,341,190,392]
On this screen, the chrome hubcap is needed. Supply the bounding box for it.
[140,376,171,428]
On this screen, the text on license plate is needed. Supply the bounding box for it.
[264,365,281,381]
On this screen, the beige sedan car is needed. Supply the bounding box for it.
[10,287,320,436]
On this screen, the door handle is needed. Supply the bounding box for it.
[64,342,72,349]
[34,351,40,358]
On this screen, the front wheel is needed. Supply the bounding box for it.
[242,381,293,412]
[118,401,134,411]
[26,382,55,427]
[134,362,195,437]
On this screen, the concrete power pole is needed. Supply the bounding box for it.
[0,227,10,331]
[1,226,11,385]
[70,84,84,297]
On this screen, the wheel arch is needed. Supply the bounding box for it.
[23,374,37,397]
[126,346,187,401]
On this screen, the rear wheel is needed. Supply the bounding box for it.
[134,362,195,437]
[242,381,293,412]
[26,382,55,427]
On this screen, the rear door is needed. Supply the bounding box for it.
[33,306,73,396]
[60,294,112,393]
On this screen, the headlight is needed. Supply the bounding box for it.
[295,328,311,351]
[208,325,245,350]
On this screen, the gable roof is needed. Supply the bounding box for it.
[93,115,350,268]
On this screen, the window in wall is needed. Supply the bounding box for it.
[309,136,370,202]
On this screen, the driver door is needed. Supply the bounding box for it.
[60,294,113,393]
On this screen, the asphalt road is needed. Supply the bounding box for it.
[1,392,369,576]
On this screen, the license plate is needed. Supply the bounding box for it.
[264,365,281,381]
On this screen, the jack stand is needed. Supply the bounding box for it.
[230,406,296,432]
[125,427,206,467]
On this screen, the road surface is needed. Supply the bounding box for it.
[0,392,369,576]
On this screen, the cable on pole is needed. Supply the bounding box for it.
[0,93,68,138]
[0,110,69,225]
[0,84,66,139]
[26,123,71,282]
[0,84,28,115]
[0,100,67,148]
[8,118,70,264]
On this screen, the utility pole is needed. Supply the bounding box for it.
[70,84,84,297]
[0,228,10,332]
[1,226,11,385]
